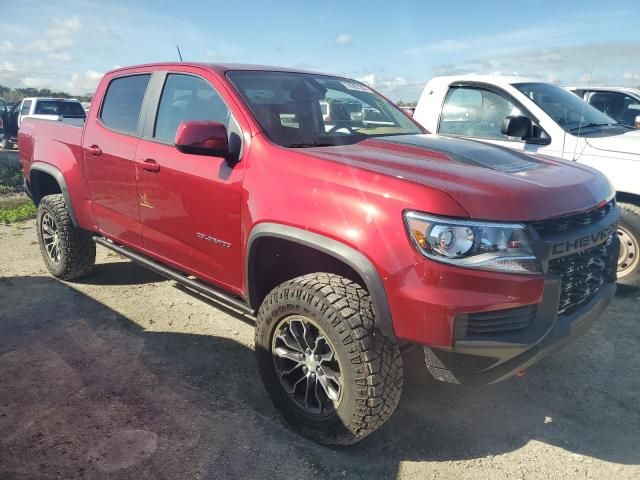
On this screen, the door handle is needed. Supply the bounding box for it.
[87,145,102,156]
[141,158,160,173]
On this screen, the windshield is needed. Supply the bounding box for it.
[34,100,86,118]
[513,82,616,132]
[227,71,424,147]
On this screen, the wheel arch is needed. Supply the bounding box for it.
[617,191,640,208]
[246,223,395,339]
[29,162,78,226]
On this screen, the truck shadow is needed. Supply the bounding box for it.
[1,270,638,479]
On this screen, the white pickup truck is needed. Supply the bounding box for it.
[1,97,86,149]
[414,75,640,285]
[565,86,640,129]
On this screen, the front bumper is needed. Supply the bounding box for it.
[423,280,615,385]
[384,201,619,385]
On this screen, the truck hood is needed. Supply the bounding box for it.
[303,134,613,222]
[584,128,640,156]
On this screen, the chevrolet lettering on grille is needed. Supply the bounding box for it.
[550,222,617,257]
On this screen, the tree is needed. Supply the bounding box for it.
[0,84,92,104]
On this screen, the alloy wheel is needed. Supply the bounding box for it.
[272,315,343,416]
[41,212,61,264]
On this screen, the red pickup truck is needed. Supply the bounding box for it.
[19,63,619,445]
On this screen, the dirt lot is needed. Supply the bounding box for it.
[1,221,639,480]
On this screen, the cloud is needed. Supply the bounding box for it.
[335,34,352,46]
[356,73,424,100]
[430,42,640,86]
[23,15,82,53]
[404,26,583,58]
[49,52,72,62]
[623,73,640,83]
[69,70,103,93]
[0,40,13,53]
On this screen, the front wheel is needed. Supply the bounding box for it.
[617,203,640,286]
[255,273,403,445]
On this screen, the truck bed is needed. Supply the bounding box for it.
[18,117,84,178]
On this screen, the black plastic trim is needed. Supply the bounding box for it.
[93,236,254,315]
[426,280,615,385]
[247,223,395,339]
[29,162,78,226]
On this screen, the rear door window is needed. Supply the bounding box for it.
[100,74,151,134]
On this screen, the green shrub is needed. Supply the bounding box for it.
[0,199,36,224]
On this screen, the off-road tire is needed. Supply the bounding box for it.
[255,273,403,445]
[37,194,95,280]
[617,202,640,286]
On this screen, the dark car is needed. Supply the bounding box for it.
[0,98,8,148]
[2,102,21,149]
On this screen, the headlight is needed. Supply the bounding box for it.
[404,211,541,274]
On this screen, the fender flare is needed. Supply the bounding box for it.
[30,162,79,226]
[247,223,395,339]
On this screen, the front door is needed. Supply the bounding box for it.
[135,72,245,292]
[82,73,151,246]
[438,85,542,154]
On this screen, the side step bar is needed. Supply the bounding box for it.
[93,236,255,316]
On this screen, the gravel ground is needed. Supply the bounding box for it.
[1,221,639,479]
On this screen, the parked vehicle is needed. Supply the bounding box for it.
[566,86,640,128]
[19,63,619,445]
[320,99,364,128]
[414,75,640,285]
[400,106,415,117]
[16,97,86,129]
[0,97,8,148]
[2,97,86,148]
[2,98,87,149]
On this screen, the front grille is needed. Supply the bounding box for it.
[548,240,617,314]
[531,200,616,236]
[456,305,536,338]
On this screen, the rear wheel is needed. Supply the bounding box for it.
[37,194,96,280]
[617,203,640,286]
[255,273,403,445]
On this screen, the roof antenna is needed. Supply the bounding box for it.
[176,45,183,62]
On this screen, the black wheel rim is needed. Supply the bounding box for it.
[272,315,343,416]
[41,212,61,264]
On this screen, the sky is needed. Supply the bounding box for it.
[1,0,639,101]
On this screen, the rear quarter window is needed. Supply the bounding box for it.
[100,74,151,134]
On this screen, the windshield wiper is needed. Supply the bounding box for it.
[568,122,618,132]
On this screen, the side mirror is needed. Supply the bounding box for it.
[501,115,533,139]
[175,121,229,157]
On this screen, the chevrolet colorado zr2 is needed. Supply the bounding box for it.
[19,63,619,445]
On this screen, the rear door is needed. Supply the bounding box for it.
[82,73,151,247]
[134,71,245,292]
